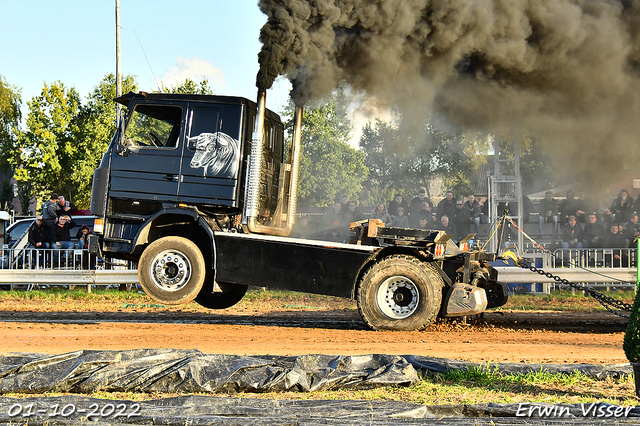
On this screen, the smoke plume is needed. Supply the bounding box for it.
[257,0,640,182]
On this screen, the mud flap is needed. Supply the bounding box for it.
[442,283,488,317]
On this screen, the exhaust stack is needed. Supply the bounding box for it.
[245,89,302,236]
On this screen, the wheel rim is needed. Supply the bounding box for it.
[149,249,192,292]
[376,276,420,319]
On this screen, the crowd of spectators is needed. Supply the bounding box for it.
[291,187,488,243]
[539,188,640,252]
[27,193,93,260]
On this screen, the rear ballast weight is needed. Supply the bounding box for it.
[89,91,506,331]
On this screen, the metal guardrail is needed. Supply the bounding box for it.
[0,247,138,292]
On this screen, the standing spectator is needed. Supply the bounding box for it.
[436,190,457,222]
[371,203,392,225]
[463,194,484,234]
[389,207,409,228]
[583,213,604,248]
[41,193,60,229]
[537,191,558,237]
[408,187,433,227]
[610,189,634,226]
[437,214,458,241]
[558,190,585,225]
[56,195,78,217]
[387,194,408,220]
[452,199,470,236]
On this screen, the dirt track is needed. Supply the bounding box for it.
[0,308,629,364]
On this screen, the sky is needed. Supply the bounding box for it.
[0,0,292,115]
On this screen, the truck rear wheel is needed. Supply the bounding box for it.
[357,255,443,331]
[195,281,248,309]
[138,236,205,305]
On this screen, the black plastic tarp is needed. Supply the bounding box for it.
[0,395,638,425]
[0,349,417,394]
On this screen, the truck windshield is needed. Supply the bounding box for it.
[124,105,182,148]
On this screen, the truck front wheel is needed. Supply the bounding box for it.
[138,236,205,305]
[357,255,443,331]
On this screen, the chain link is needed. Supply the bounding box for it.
[516,258,633,318]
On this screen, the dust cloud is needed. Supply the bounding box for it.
[257,0,640,182]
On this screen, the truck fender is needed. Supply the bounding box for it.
[132,208,217,273]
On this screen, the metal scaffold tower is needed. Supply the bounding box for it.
[488,134,523,253]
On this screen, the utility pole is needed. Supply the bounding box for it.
[115,0,122,126]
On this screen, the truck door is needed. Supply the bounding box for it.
[109,102,186,202]
[178,104,243,205]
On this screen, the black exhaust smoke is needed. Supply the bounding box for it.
[256,0,640,181]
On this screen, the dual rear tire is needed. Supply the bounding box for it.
[357,255,443,331]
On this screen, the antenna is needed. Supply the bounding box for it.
[134,28,160,91]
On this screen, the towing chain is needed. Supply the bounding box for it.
[516,258,633,319]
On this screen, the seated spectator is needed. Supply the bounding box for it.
[610,189,634,226]
[371,203,392,225]
[558,190,585,225]
[418,201,434,226]
[322,220,347,243]
[342,200,360,228]
[625,212,640,247]
[603,223,627,267]
[75,225,95,249]
[464,194,484,234]
[408,187,433,227]
[419,217,430,230]
[538,191,558,236]
[452,199,470,236]
[562,215,584,249]
[50,215,76,262]
[583,213,604,248]
[388,194,408,220]
[389,207,409,228]
[28,215,51,249]
[436,190,456,222]
[437,214,458,241]
[325,201,343,229]
[291,217,314,239]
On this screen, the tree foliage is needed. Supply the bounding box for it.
[160,78,213,95]
[282,96,368,207]
[358,116,489,204]
[0,75,22,211]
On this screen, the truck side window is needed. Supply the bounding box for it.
[124,105,182,148]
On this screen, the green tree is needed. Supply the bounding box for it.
[0,75,22,211]
[8,81,81,206]
[359,116,489,203]
[282,96,368,207]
